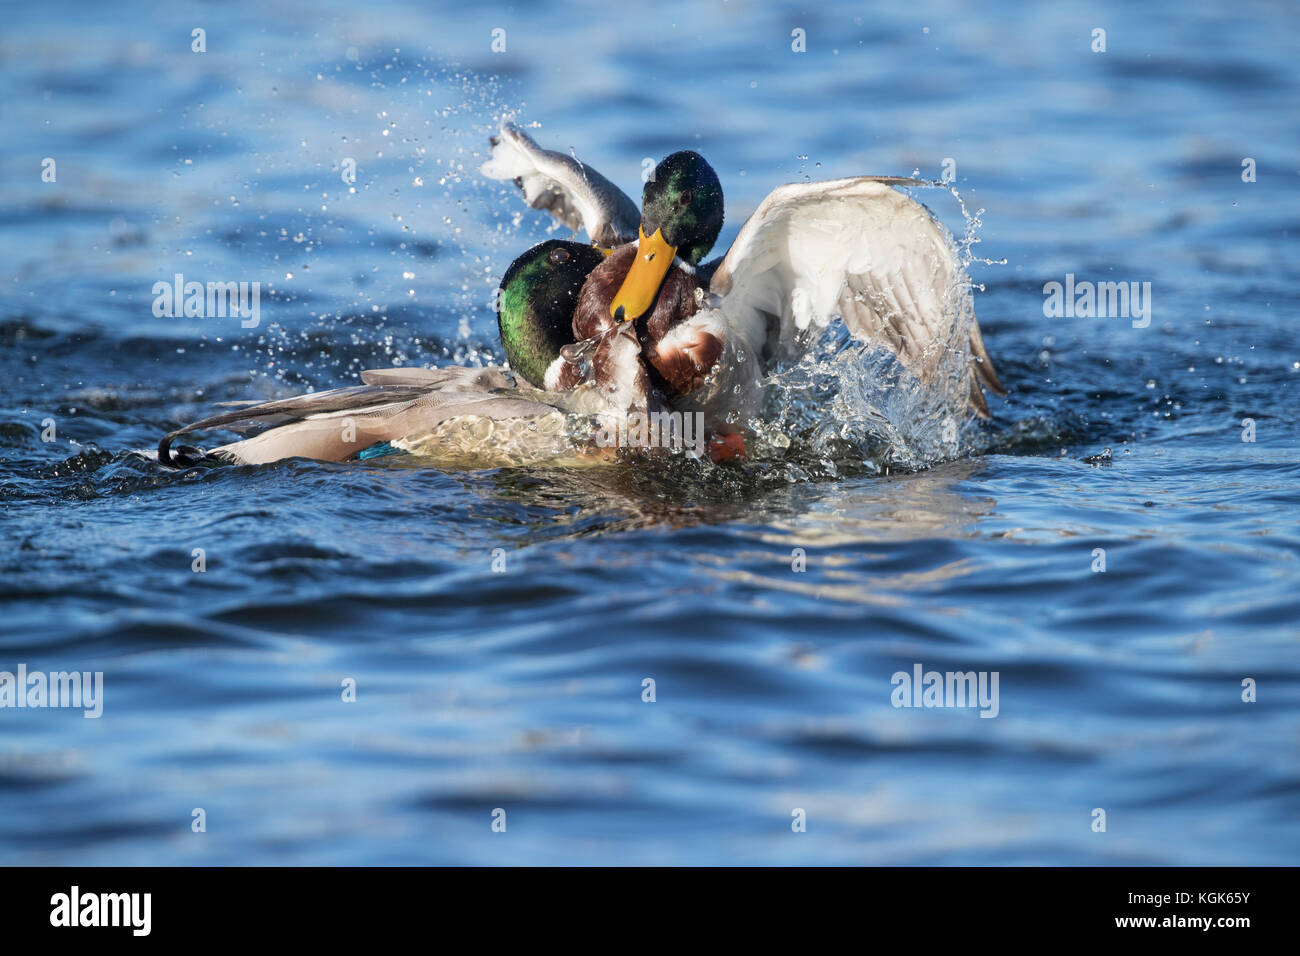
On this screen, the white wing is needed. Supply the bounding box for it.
[480,122,641,248]
[708,177,1003,416]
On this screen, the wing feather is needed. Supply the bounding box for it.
[710,177,1003,416]
[480,122,640,248]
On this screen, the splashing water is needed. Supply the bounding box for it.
[741,181,999,477]
[557,324,620,385]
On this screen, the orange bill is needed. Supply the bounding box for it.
[609,227,676,321]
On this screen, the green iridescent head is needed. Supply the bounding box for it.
[496,239,604,389]
[640,151,724,266]
[608,151,724,322]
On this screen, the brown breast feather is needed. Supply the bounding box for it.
[572,245,722,399]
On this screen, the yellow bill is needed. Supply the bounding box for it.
[610,227,676,321]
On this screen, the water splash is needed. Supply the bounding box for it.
[742,180,1002,476]
[557,324,619,385]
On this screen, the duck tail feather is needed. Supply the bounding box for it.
[157,384,432,469]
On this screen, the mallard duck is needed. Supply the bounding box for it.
[482,121,1004,433]
[157,240,636,468]
[158,123,1004,469]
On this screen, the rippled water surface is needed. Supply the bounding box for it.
[2,0,1298,864]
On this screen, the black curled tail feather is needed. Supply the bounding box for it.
[158,428,213,469]
[157,427,187,468]
[156,405,265,469]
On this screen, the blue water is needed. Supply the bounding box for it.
[2,0,1298,864]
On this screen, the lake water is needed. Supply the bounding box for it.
[1,0,1297,864]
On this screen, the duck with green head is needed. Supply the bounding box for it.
[156,118,1009,470]
[482,121,1006,434]
[496,238,605,391]
[571,150,728,404]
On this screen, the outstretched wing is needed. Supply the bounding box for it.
[158,367,560,466]
[480,121,640,248]
[708,177,1004,416]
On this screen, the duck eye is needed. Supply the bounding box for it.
[678,189,695,206]
[548,247,570,265]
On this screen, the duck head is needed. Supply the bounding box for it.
[610,151,723,323]
[497,239,605,388]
